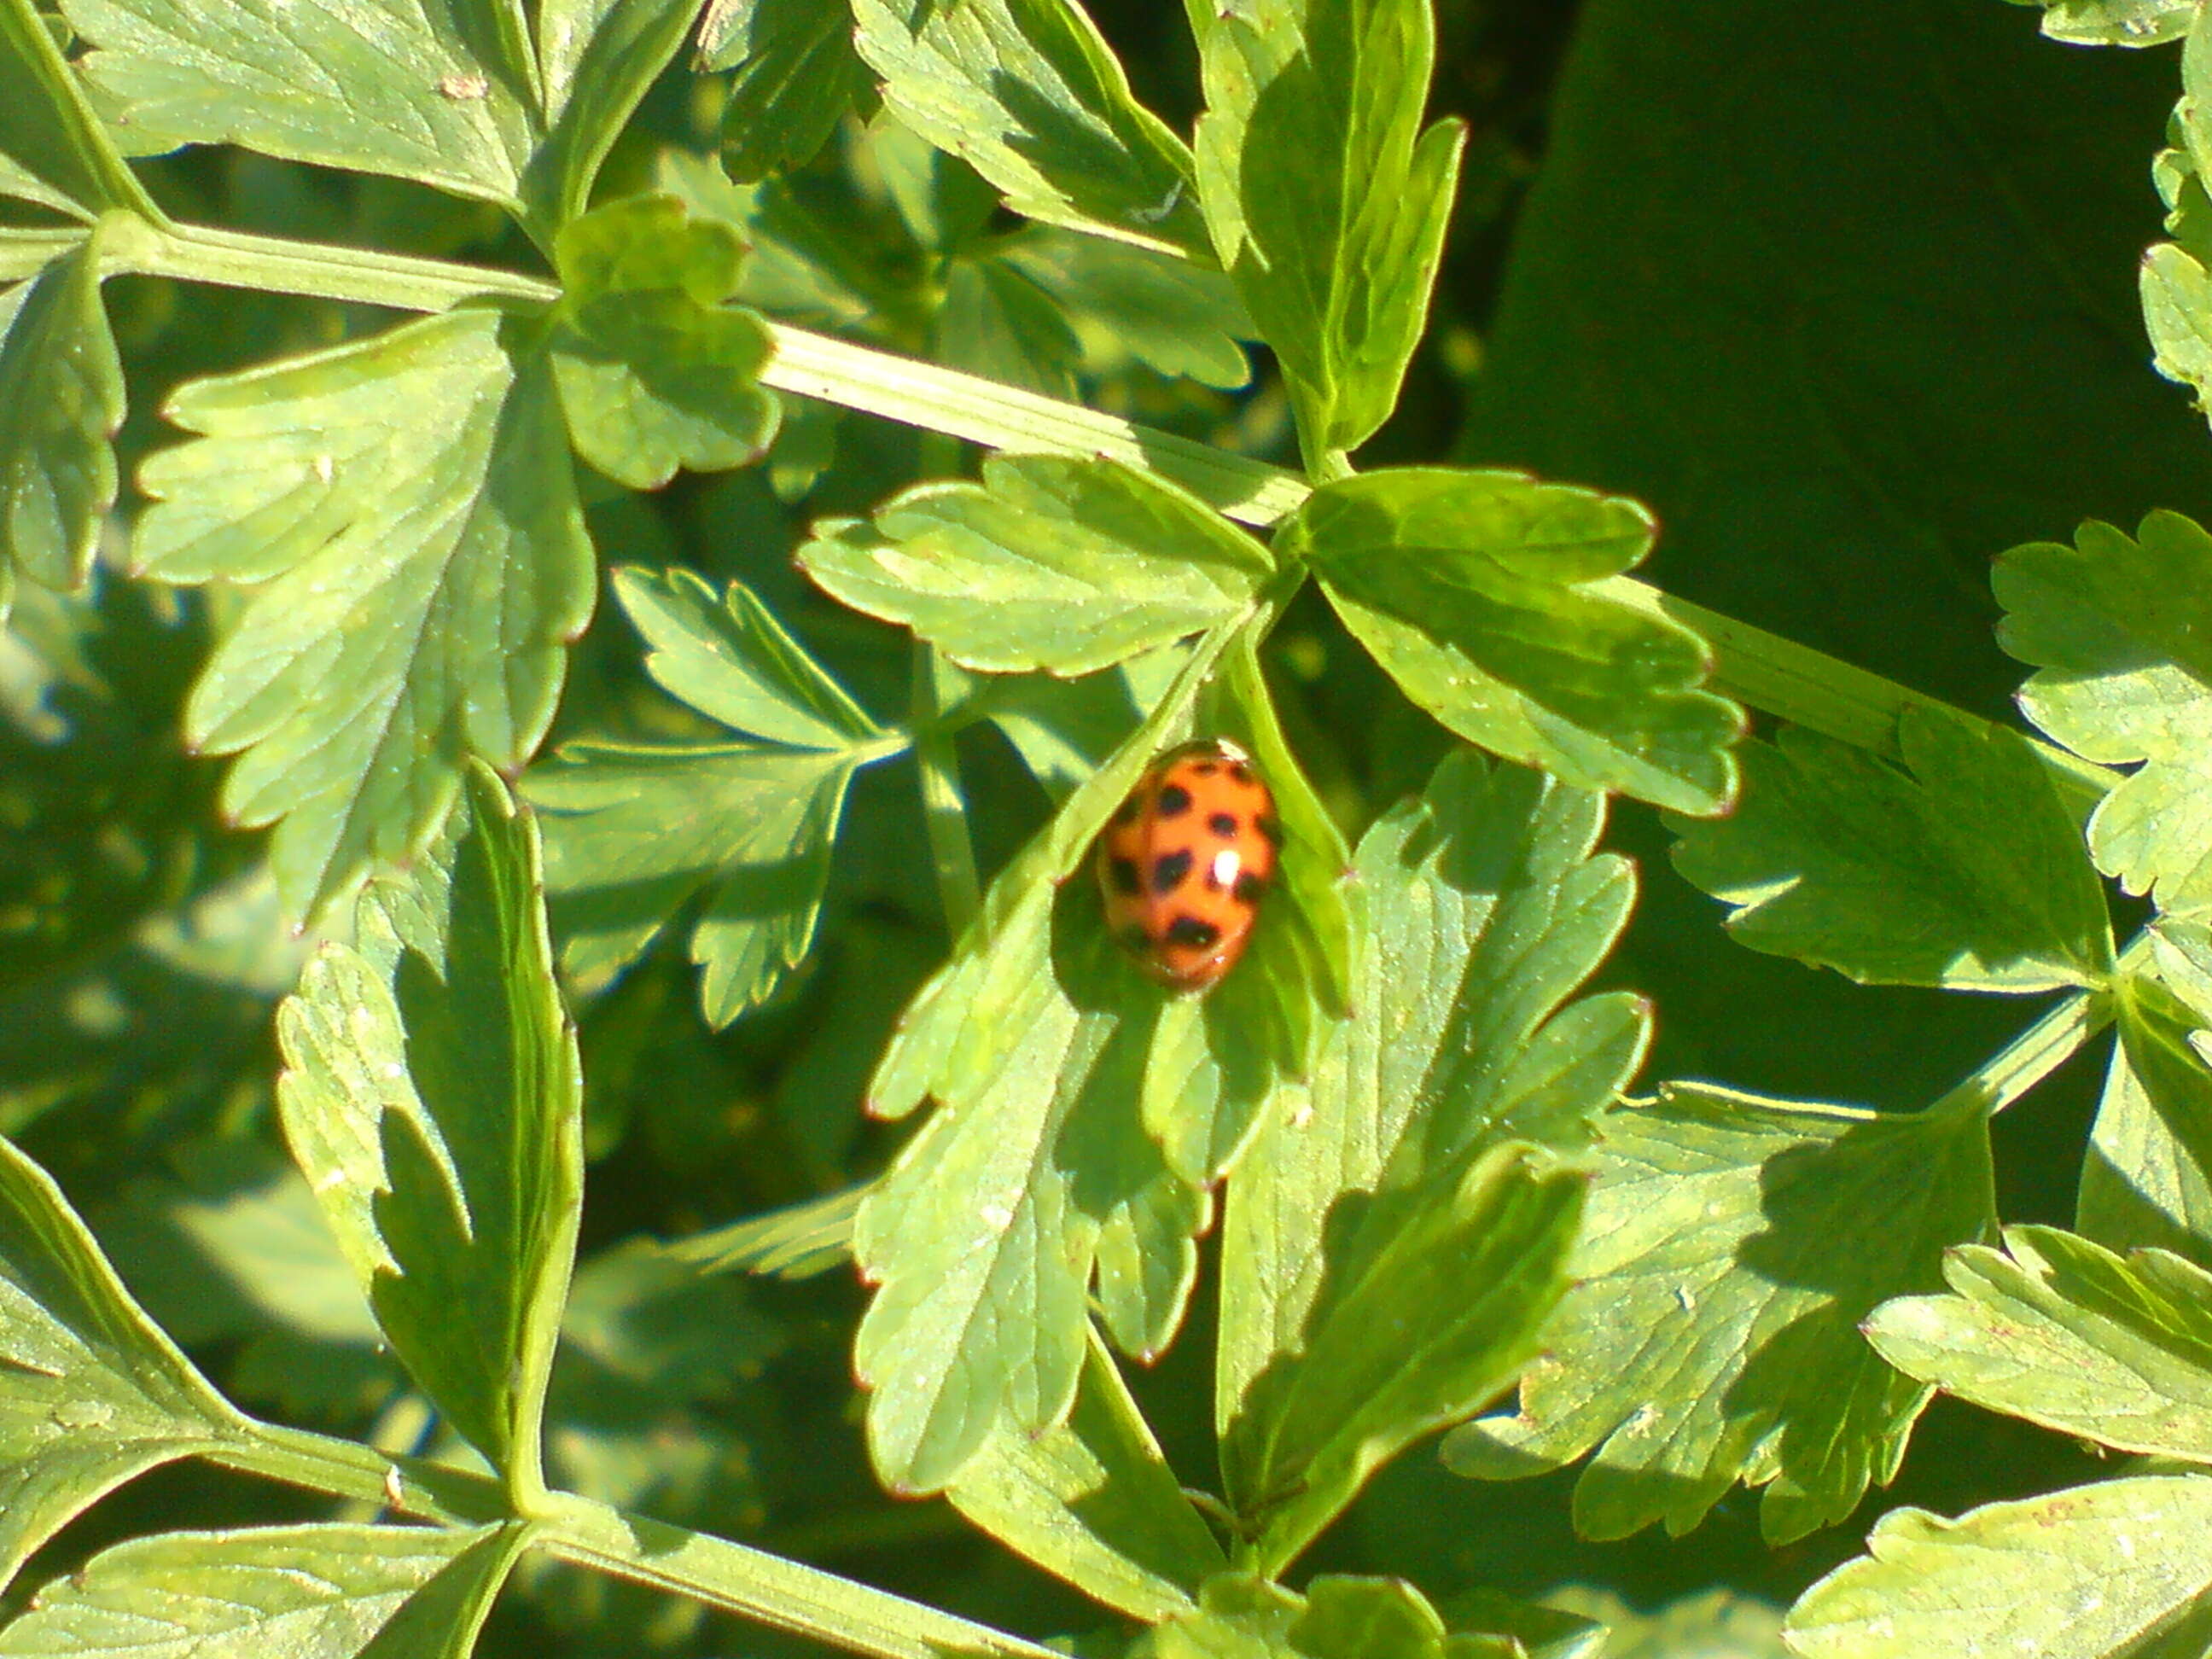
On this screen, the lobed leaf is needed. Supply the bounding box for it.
[0,247,124,602]
[1219,748,1639,1571]
[1996,513,2212,912]
[1284,468,1741,813]
[1446,1084,1994,1544]
[1193,0,1461,457]
[851,0,1207,255]
[798,452,1273,677]
[2078,975,2212,1266]
[2000,0,2192,45]
[1867,1224,2212,1461]
[132,308,594,921]
[998,230,1253,389]
[549,195,780,488]
[276,765,583,1501]
[946,1334,1223,1621]
[1785,1476,2212,1659]
[0,1134,242,1592]
[528,739,857,1023]
[701,0,870,182]
[1138,1574,1499,1659]
[0,1523,518,1659]
[1669,705,2113,992]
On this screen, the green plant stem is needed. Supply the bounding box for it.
[205,1423,1061,1659]
[911,642,981,940]
[70,214,2124,804]
[1940,932,2154,1121]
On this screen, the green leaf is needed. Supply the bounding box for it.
[276,765,583,1503]
[0,0,160,218]
[1996,513,2212,911]
[1138,1576,1304,1659]
[549,195,780,489]
[0,248,124,597]
[527,740,858,1023]
[2079,975,2212,1266]
[1784,1476,2212,1659]
[1194,0,1462,457]
[615,564,882,749]
[1237,1146,1583,1575]
[131,308,594,921]
[850,0,1207,255]
[0,1133,242,1592]
[1220,748,1645,1569]
[1138,1575,1482,1659]
[1668,706,2113,992]
[66,0,539,210]
[1445,1084,1994,1545]
[702,0,870,182]
[998,230,1253,389]
[798,453,1273,677]
[937,254,1084,399]
[856,626,1330,1490]
[0,1523,507,1658]
[1867,1225,2212,1461]
[66,0,696,236]
[2002,0,2191,46]
[668,1184,864,1279]
[1284,468,1741,814]
[946,1333,1223,1621]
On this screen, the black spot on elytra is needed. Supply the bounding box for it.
[1256,815,1284,848]
[1191,760,1220,777]
[1112,796,1140,827]
[1151,848,1194,894]
[1233,871,1267,905]
[1208,811,1239,838]
[1155,783,1192,818]
[1229,761,1254,784]
[1164,915,1220,948]
[1108,855,1142,895]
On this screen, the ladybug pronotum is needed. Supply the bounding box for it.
[1096,737,1282,992]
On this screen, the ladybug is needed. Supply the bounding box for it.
[1096,737,1282,992]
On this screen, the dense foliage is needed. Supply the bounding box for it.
[4,0,2212,1655]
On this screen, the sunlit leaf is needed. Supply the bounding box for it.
[276,765,582,1501]
[1867,1225,2212,1460]
[132,309,594,920]
[1785,1476,2212,1659]
[2079,975,2212,1266]
[2000,0,2191,46]
[701,0,869,181]
[1669,705,2111,992]
[1446,1085,1993,1545]
[1284,467,1741,813]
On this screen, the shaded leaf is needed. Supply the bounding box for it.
[0,1523,504,1658]
[527,0,706,230]
[1995,512,2212,911]
[1446,1085,1993,1544]
[1867,1225,2212,1461]
[1669,705,2112,992]
[527,742,859,1022]
[132,308,593,920]
[1194,0,1461,456]
[276,765,582,1500]
[667,1182,864,1279]
[999,230,1252,389]
[0,247,124,595]
[851,0,1206,254]
[946,1334,1223,1621]
[798,453,1272,677]
[1220,748,1644,1570]
[0,0,162,217]
[1785,1476,2212,1659]
[549,195,780,489]
[937,254,1084,399]
[701,0,868,180]
[1284,467,1741,813]
[2079,975,2212,1266]
[616,564,882,749]
[0,1134,241,1592]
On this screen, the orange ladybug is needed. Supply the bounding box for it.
[1096,737,1282,992]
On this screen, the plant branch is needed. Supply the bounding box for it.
[203,1422,1060,1659]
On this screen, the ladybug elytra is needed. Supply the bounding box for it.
[1096,737,1282,992]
